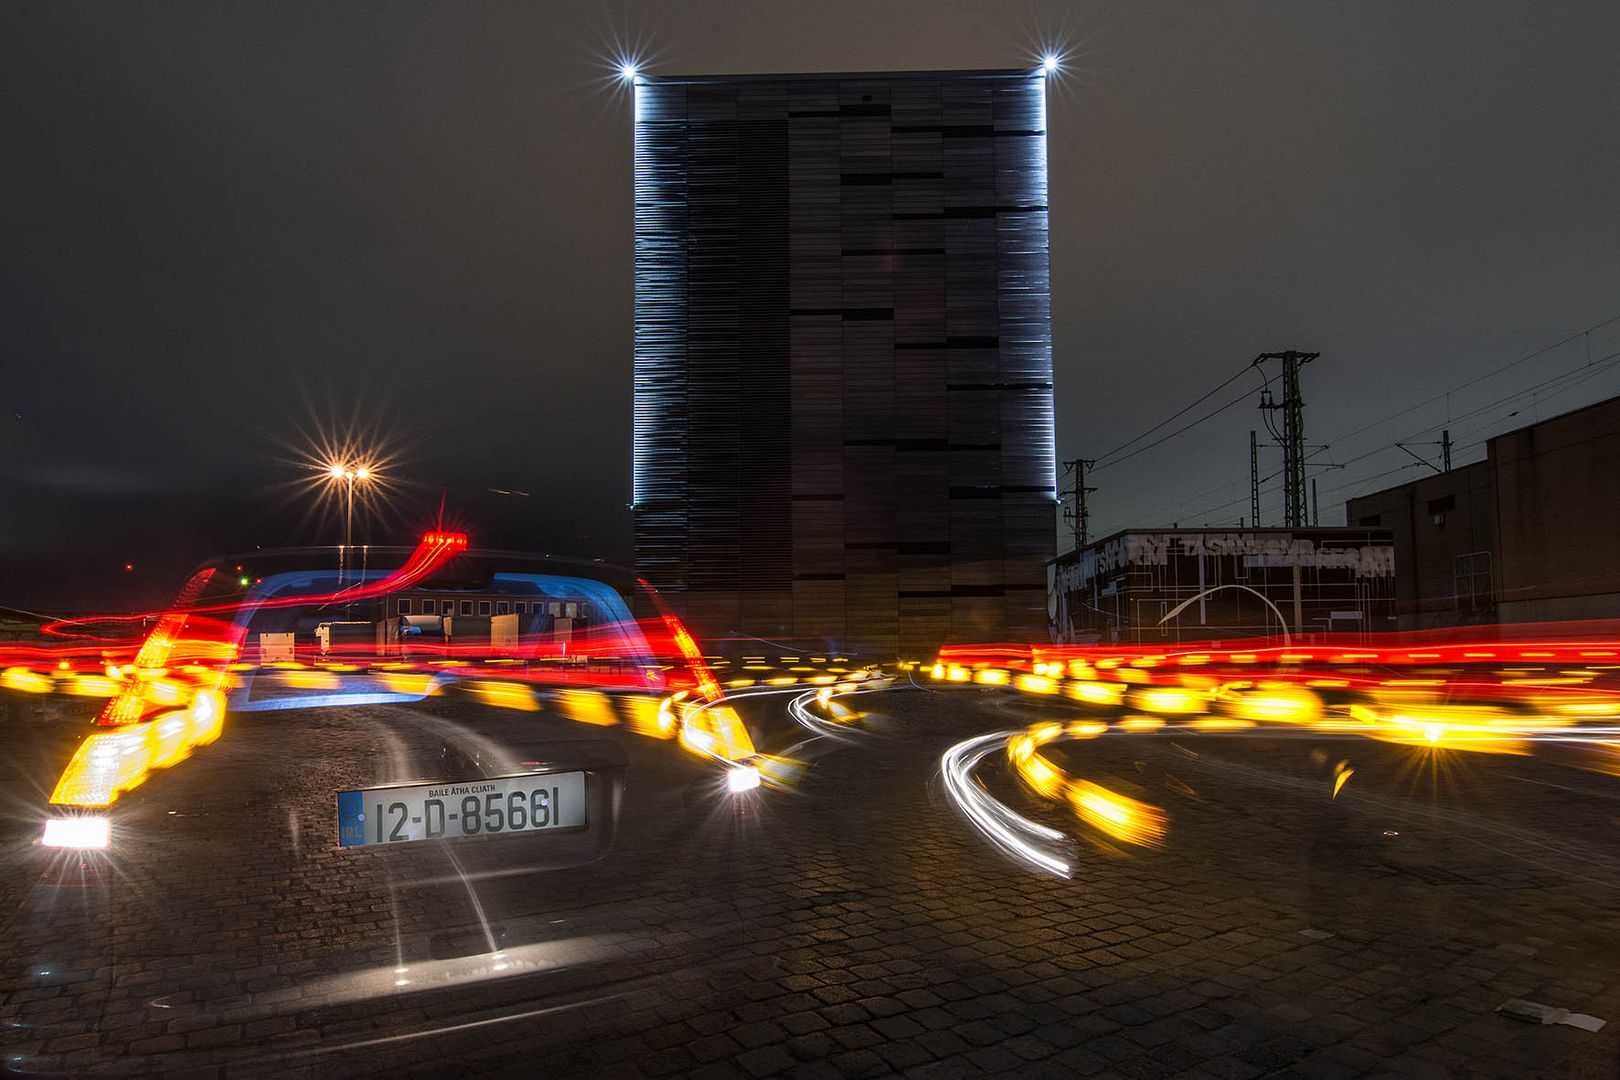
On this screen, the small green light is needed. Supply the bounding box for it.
[239,577,250,587]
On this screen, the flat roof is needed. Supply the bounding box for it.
[1345,391,1620,505]
[1487,389,1620,444]
[636,68,1039,85]
[1050,525,1395,564]
[1344,458,1491,506]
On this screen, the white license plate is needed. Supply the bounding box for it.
[337,771,586,847]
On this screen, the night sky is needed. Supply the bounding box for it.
[4,2,1618,612]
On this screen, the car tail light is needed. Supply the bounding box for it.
[50,694,225,808]
[50,728,156,807]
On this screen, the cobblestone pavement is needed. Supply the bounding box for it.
[4,685,1620,1078]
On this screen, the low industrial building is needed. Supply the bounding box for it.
[1347,394,1620,628]
[1049,527,1397,644]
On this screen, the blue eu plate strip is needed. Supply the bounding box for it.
[336,789,367,847]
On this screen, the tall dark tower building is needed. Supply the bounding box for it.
[632,68,1056,657]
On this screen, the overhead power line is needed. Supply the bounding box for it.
[1312,346,1620,476]
[1092,366,1257,468]
[1311,461,1431,505]
[1317,412,1620,510]
[1093,380,1259,472]
[1312,312,1620,453]
[1086,312,1620,535]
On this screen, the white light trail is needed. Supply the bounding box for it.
[787,683,900,741]
[941,731,1072,878]
[788,689,857,742]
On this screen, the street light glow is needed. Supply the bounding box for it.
[324,461,375,483]
[1042,55,1060,75]
[619,62,638,82]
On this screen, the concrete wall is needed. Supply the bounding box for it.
[1344,394,1620,628]
[1346,461,1496,630]
[1491,396,1620,621]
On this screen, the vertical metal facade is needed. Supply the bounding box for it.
[634,70,1056,656]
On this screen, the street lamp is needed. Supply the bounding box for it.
[326,461,375,602]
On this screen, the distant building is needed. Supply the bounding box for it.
[1343,462,1496,629]
[1050,527,1397,644]
[1347,394,1620,627]
[245,581,608,658]
[389,593,585,624]
[631,68,1057,657]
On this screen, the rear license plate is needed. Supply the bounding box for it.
[337,771,586,847]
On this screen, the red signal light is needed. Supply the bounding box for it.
[421,531,469,551]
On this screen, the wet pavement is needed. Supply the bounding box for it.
[3,684,1619,1078]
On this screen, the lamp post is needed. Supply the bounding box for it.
[327,462,374,612]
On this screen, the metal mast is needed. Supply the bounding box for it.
[1061,458,1097,551]
[1254,351,1319,528]
[1249,430,1260,527]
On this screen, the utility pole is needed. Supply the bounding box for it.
[1254,351,1319,528]
[1311,477,1319,527]
[1249,430,1260,528]
[1396,432,1453,474]
[1061,458,1097,551]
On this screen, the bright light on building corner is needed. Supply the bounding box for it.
[1033,57,1057,504]
[619,61,639,83]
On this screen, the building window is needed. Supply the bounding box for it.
[460,600,473,615]
[478,600,492,615]
[397,599,412,615]
[496,601,509,615]
[1357,514,1382,527]
[515,602,526,614]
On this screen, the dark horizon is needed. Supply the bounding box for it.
[5,1,1619,611]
